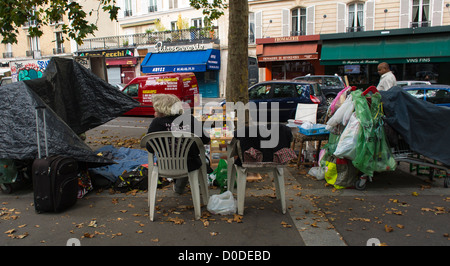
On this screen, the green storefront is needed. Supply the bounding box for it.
[320,26,450,88]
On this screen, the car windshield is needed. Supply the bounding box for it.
[322,77,343,86]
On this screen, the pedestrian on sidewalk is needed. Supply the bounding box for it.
[376,62,397,91]
[145,94,210,194]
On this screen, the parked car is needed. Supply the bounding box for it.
[293,75,346,106]
[222,80,327,123]
[397,80,431,87]
[403,85,450,107]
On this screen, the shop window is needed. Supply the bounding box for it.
[412,0,430,28]
[291,8,306,36]
[348,3,364,32]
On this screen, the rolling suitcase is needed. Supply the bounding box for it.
[32,106,79,213]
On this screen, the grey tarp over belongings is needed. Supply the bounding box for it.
[0,82,112,165]
[24,57,139,135]
[380,86,450,166]
[0,57,139,166]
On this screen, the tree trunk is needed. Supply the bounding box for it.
[225,0,249,104]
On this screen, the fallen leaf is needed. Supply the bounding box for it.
[88,220,97,227]
[426,229,435,234]
[4,229,15,234]
[412,192,419,197]
[385,225,394,233]
[397,224,405,229]
[281,221,292,228]
[167,217,185,225]
[83,233,95,238]
[233,214,243,223]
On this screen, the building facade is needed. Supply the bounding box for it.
[250,0,450,87]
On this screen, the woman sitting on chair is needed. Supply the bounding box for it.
[146,94,210,194]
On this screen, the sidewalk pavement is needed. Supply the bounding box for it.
[1,162,448,247]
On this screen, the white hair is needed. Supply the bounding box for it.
[152,94,184,116]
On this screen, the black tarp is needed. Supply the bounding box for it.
[381,86,450,166]
[24,57,139,135]
[0,57,139,166]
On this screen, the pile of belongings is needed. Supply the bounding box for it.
[319,86,396,189]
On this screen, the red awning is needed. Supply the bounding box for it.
[106,57,137,66]
[257,43,318,62]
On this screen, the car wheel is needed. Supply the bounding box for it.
[326,95,335,106]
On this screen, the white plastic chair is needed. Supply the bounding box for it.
[140,131,209,221]
[227,138,286,215]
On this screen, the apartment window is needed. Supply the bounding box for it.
[169,0,178,9]
[291,8,306,36]
[191,18,202,28]
[54,32,64,54]
[148,0,157,12]
[124,0,132,16]
[348,3,364,32]
[28,36,39,51]
[249,12,255,43]
[412,0,429,27]
[171,21,177,31]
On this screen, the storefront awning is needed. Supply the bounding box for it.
[321,33,450,65]
[257,43,319,62]
[141,49,220,73]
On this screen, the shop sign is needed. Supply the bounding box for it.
[258,54,318,62]
[77,49,134,58]
[155,41,206,53]
[340,57,435,65]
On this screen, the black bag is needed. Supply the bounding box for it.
[32,106,79,213]
[114,166,148,192]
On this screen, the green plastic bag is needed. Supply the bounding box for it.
[351,91,396,176]
[213,159,228,192]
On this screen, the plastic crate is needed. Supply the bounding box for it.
[298,124,329,135]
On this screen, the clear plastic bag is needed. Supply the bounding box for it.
[207,191,237,215]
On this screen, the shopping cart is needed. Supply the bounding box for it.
[355,137,450,190]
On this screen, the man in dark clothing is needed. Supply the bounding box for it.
[146,94,210,194]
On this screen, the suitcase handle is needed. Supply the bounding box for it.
[35,106,49,158]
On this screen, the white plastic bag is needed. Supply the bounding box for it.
[308,166,325,180]
[327,95,354,127]
[207,191,237,215]
[334,113,360,160]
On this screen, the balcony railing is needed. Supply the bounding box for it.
[77,26,219,51]
[53,47,65,54]
[411,21,430,28]
[347,26,364,32]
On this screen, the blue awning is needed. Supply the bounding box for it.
[141,49,220,73]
